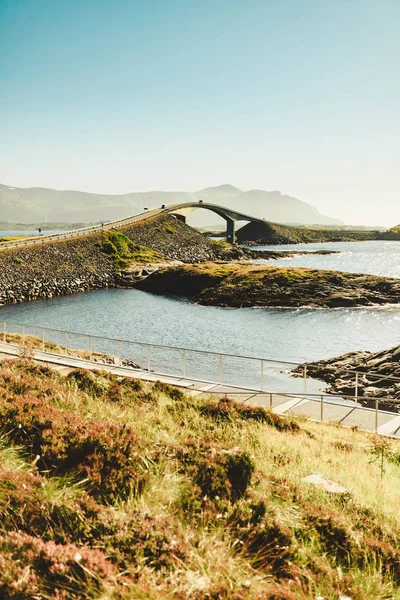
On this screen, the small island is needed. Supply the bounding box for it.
[136,262,400,309]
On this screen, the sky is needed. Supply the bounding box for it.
[0,0,399,226]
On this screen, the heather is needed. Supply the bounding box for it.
[0,359,400,598]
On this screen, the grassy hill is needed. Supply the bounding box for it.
[378,224,400,240]
[236,220,379,245]
[1,356,400,599]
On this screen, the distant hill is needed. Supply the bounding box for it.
[195,186,343,225]
[377,224,400,240]
[0,183,342,226]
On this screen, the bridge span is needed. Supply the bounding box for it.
[164,202,264,243]
[0,201,264,251]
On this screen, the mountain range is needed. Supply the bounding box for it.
[0,183,342,226]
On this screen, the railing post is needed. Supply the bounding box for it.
[42,328,45,351]
[117,340,121,364]
[260,359,264,391]
[269,393,273,410]
[355,372,359,405]
[22,323,25,338]
[320,395,324,422]
[147,344,151,372]
[3,321,6,343]
[375,398,379,433]
[89,336,93,361]
[303,365,307,395]
[219,354,223,384]
[65,332,68,356]
[183,349,187,378]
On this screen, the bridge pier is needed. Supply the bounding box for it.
[226,218,236,244]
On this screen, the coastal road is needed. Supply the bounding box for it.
[0,207,165,252]
[0,201,264,252]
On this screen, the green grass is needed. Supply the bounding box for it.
[0,358,400,598]
[377,224,400,240]
[101,230,165,270]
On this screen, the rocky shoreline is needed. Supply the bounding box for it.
[236,220,379,245]
[0,212,342,306]
[294,345,400,408]
[136,262,400,309]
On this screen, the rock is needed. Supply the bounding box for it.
[326,294,357,308]
[295,344,400,402]
[136,262,400,310]
[302,473,350,495]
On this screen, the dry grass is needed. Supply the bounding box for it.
[0,357,400,598]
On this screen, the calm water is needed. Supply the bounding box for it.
[250,240,400,278]
[1,285,399,393]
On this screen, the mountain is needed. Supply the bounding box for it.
[0,183,342,226]
[194,187,343,226]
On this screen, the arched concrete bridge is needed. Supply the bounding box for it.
[0,202,264,251]
[164,202,264,243]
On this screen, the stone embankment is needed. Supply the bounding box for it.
[295,345,400,404]
[0,214,226,306]
[0,212,344,306]
[136,262,400,309]
[0,236,115,305]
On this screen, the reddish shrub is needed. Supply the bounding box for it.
[302,504,354,560]
[67,369,145,405]
[0,394,149,501]
[106,513,188,571]
[153,380,185,401]
[0,532,117,599]
[0,466,111,544]
[362,538,400,584]
[66,368,109,396]
[239,518,294,574]
[199,397,300,432]
[227,501,294,576]
[268,476,302,503]
[192,451,254,502]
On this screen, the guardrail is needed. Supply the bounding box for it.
[0,208,164,251]
[1,319,399,426]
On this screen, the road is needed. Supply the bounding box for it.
[0,201,264,252]
[0,207,164,252]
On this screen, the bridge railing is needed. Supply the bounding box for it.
[0,208,163,251]
[1,319,399,430]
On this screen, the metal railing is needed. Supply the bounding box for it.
[0,208,164,251]
[1,318,399,434]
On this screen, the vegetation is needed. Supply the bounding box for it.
[101,230,165,270]
[378,225,400,240]
[137,262,400,308]
[1,357,400,598]
[1,331,133,369]
[236,220,380,245]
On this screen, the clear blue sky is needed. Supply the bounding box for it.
[1,0,399,225]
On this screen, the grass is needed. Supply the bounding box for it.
[0,235,36,243]
[2,331,127,366]
[0,357,400,598]
[101,230,165,270]
[138,261,400,308]
[378,225,400,240]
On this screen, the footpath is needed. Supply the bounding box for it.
[1,341,399,439]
